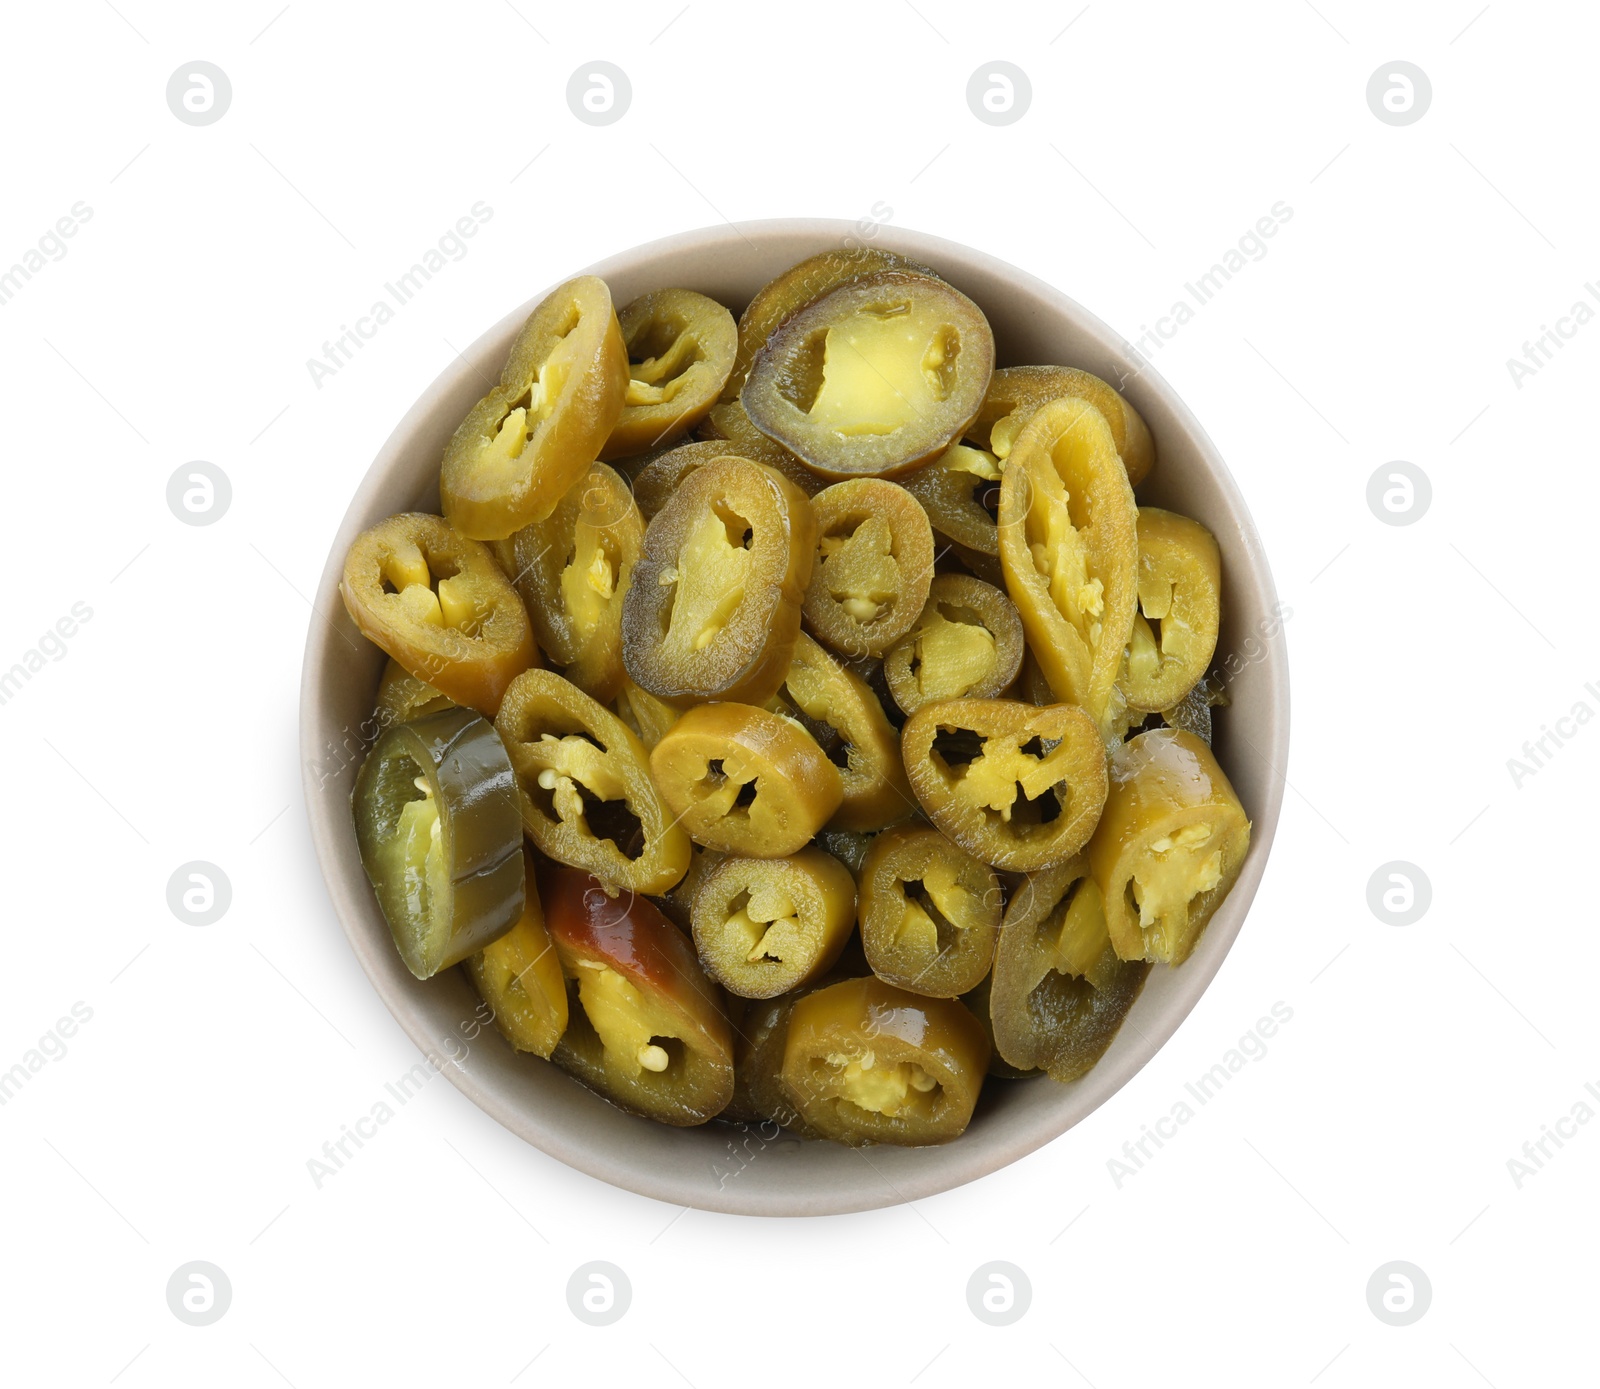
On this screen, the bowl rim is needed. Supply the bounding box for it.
[299,218,1291,1215]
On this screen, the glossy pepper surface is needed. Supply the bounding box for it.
[1123,508,1221,714]
[466,847,569,1057]
[902,697,1108,872]
[494,668,691,894]
[691,848,857,999]
[742,271,995,479]
[510,461,642,703]
[621,456,815,707]
[803,477,935,658]
[989,858,1148,1079]
[341,512,536,717]
[997,397,1138,733]
[543,865,733,1125]
[353,706,525,979]
[1089,728,1250,965]
[441,275,630,539]
[971,364,1155,487]
[778,977,990,1146]
[648,702,843,857]
[883,574,1024,716]
[601,288,737,459]
[858,825,1000,998]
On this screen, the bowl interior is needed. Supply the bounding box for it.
[300,220,1289,1216]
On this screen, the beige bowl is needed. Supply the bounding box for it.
[300,220,1290,1216]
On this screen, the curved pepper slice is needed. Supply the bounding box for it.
[960,973,1039,1079]
[341,513,536,718]
[466,846,568,1057]
[803,478,935,659]
[630,439,823,521]
[510,462,642,703]
[989,857,1148,1079]
[691,848,857,999]
[649,702,843,856]
[1123,508,1221,713]
[375,656,455,728]
[997,397,1138,733]
[621,456,815,707]
[858,825,1000,998]
[353,706,525,979]
[612,676,680,751]
[699,398,822,481]
[1089,728,1250,965]
[601,288,737,459]
[883,574,1024,716]
[902,442,1002,556]
[772,631,914,833]
[441,275,630,539]
[971,364,1155,488]
[742,271,995,479]
[778,977,990,1146]
[902,697,1108,873]
[543,865,733,1125]
[723,246,941,403]
[494,668,690,895]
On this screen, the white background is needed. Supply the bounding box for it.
[1,1,1592,1384]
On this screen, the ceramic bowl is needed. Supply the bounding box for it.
[299,219,1290,1216]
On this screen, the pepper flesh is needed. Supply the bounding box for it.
[997,397,1139,734]
[742,271,995,479]
[466,847,569,1057]
[770,631,914,832]
[494,668,691,895]
[883,574,1024,716]
[1123,508,1221,713]
[648,702,843,857]
[778,977,990,1146]
[902,442,1002,555]
[989,858,1149,1079]
[601,288,737,459]
[723,247,941,403]
[510,462,642,703]
[543,865,733,1125]
[902,697,1108,872]
[441,275,630,539]
[353,706,525,979]
[622,456,815,707]
[858,825,1000,998]
[1088,728,1250,965]
[374,657,455,728]
[970,364,1155,488]
[629,439,822,521]
[692,849,856,998]
[341,512,537,717]
[803,478,935,659]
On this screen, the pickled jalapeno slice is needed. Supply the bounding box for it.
[341,512,536,717]
[858,825,1001,998]
[902,442,1002,555]
[494,668,691,895]
[630,440,823,522]
[648,702,843,857]
[902,697,1108,873]
[803,477,935,659]
[1089,728,1250,966]
[989,857,1148,1080]
[778,977,990,1146]
[441,275,630,539]
[543,865,733,1125]
[997,397,1139,733]
[742,271,996,479]
[971,364,1155,487]
[724,247,941,403]
[375,656,455,728]
[691,848,857,999]
[883,574,1024,716]
[466,846,569,1058]
[621,456,816,707]
[510,462,643,703]
[601,288,737,459]
[772,631,914,833]
[1123,508,1221,714]
[353,706,525,980]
